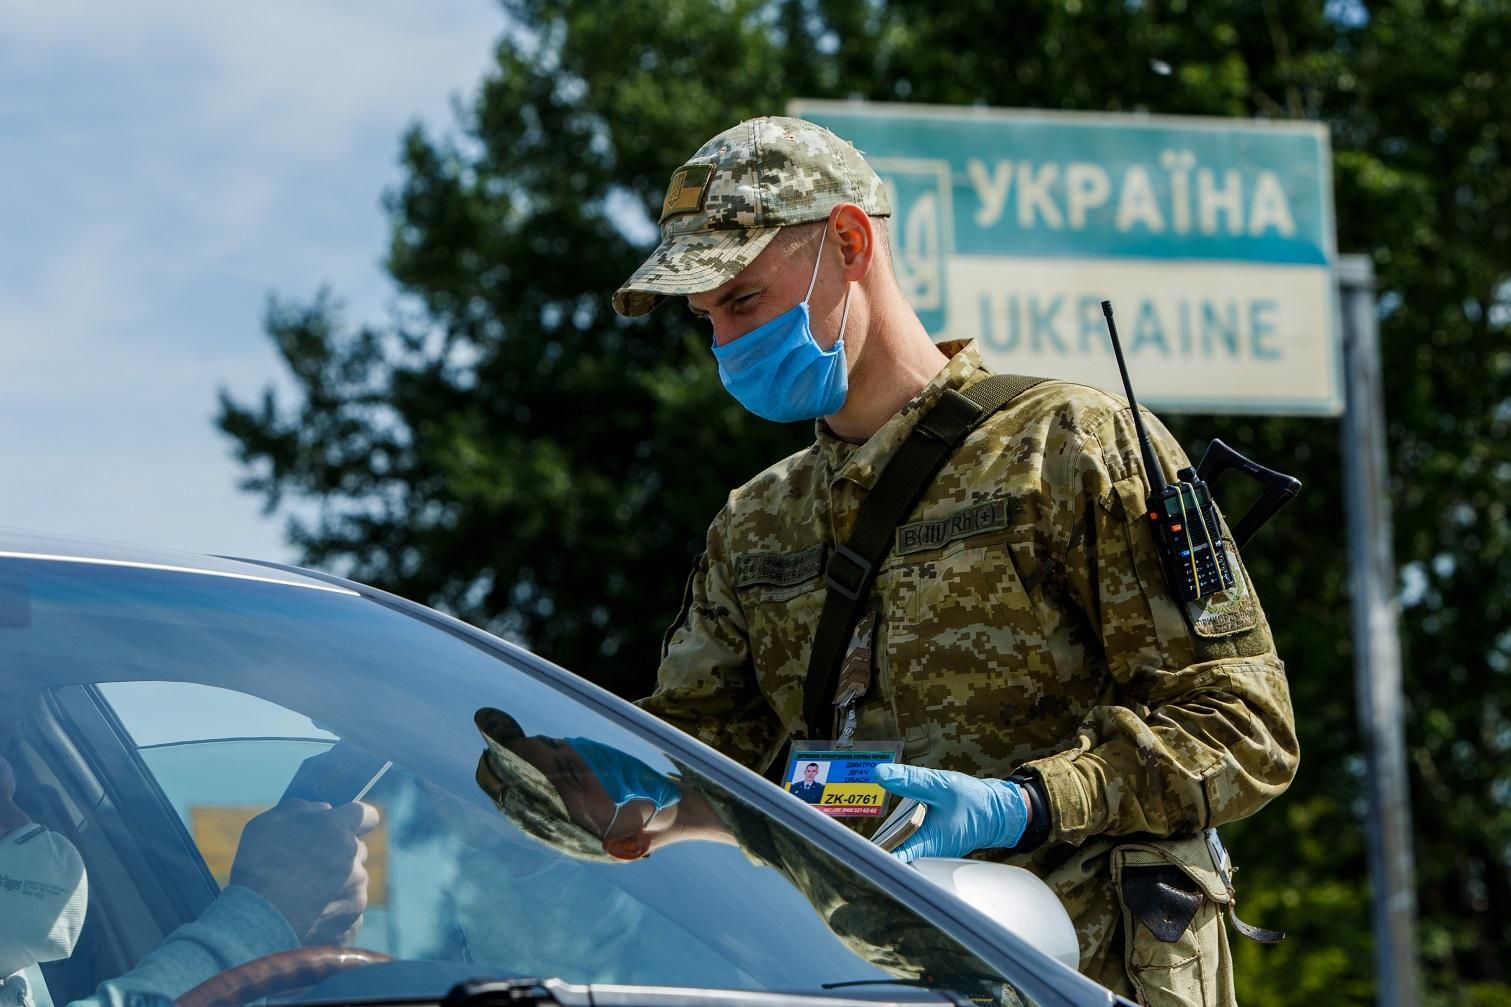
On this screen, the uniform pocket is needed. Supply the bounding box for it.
[1112,836,1237,1007]
[737,582,825,728]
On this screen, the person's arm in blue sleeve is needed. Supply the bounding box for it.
[72,886,298,1007]
[72,800,377,1007]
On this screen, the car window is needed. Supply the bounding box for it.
[0,558,1050,1007]
[99,683,404,950]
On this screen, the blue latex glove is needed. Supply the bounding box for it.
[874,763,1029,864]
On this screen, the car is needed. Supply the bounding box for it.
[0,529,1121,1007]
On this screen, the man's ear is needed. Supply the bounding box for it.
[831,203,875,281]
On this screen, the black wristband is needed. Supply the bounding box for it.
[1006,769,1052,853]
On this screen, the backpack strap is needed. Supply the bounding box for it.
[801,373,1048,738]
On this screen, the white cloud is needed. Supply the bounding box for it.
[0,0,504,562]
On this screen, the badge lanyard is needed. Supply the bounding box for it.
[779,609,899,818]
[833,608,877,747]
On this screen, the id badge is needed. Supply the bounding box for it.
[783,741,901,817]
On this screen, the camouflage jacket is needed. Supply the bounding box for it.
[638,340,1299,988]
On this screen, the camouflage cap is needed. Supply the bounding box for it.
[472,707,617,864]
[612,116,891,317]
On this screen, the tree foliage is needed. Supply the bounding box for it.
[218,2,1509,1002]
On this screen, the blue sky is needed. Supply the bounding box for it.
[0,2,504,563]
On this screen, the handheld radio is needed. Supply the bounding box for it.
[1100,300,1301,603]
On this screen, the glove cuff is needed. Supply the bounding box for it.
[977,778,1026,849]
[1004,769,1052,853]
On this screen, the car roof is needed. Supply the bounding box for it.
[0,526,354,594]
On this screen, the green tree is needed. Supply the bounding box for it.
[218,2,1509,1003]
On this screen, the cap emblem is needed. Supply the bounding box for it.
[660,163,714,222]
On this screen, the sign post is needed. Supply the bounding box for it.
[1338,255,1421,1007]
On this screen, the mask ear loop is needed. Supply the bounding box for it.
[603,796,661,841]
[803,225,829,303]
[804,223,853,345]
[836,282,853,344]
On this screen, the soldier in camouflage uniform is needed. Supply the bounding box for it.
[612,116,1299,1006]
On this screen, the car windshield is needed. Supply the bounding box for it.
[0,555,1046,1007]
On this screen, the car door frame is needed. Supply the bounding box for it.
[48,682,222,929]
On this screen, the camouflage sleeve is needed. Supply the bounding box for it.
[1021,405,1300,845]
[635,502,784,771]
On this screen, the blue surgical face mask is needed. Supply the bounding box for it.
[566,738,682,816]
[709,227,853,423]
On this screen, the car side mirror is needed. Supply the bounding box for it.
[910,858,1080,970]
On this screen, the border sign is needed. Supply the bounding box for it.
[790,100,1341,415]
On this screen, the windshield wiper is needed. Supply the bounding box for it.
[440,976,962,1007]
[821,975,992,1007]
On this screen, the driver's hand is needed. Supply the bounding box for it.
[229,799,380,946]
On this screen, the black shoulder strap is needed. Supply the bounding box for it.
[801,373,1048,738]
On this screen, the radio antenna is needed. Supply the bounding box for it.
[1100,300,1168,498]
